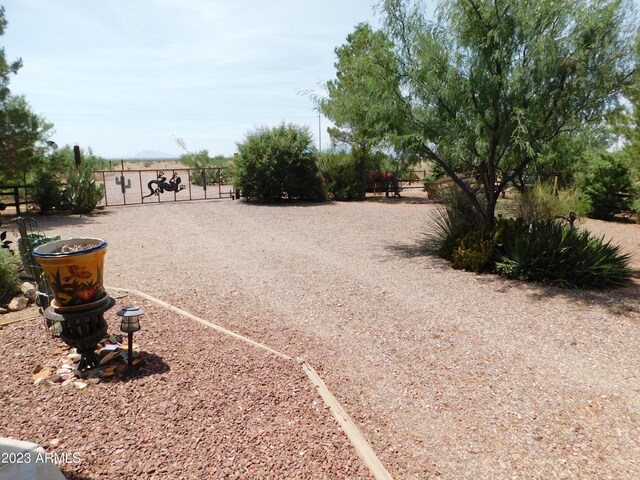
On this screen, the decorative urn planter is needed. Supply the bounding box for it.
[32,237,107,312]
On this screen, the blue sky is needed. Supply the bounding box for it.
[2,0,389,159]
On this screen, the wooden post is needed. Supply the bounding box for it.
[73,145,82,168]
[553,175,559,197]
[13,186,20,214]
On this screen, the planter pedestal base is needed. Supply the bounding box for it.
[44,297,116,372]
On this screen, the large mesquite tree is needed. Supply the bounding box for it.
[326,0,637,223]
[0,7,52,183]
[320,23,407,199]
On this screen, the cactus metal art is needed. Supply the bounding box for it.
[115,174,131,194]
[142,171,186,198]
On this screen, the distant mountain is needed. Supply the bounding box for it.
[133,150,176,159]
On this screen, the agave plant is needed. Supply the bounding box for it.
[496,221,631,289]
[63,165,104,214]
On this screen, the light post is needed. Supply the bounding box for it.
[117,306,144,367]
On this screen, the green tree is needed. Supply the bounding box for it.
[320,23,407,199]
[0,7,53,183]
[372,0,636,224]
[0,6,20,103]
[612,33,640,211]
[0,95,53,183]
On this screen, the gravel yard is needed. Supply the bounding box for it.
[2,196,639,479]
[0,298,372,479]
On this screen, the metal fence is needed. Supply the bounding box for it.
[94,167,236,207]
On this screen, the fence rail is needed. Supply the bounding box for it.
[0,184,30,214]
[398,170,427,190]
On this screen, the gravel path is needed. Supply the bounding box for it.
[6,197,640,479]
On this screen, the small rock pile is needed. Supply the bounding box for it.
[32,334,145,390]
[0,281,37,314]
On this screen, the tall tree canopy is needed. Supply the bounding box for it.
[613,33,640,199]
[0,6,52,183]
[0,6,20,103]
[319,23,406,198]
[325,0,637,221]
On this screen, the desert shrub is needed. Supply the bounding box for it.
[30,145,106,213]
[450,217,528,273]
[234,124,325,202]
[46,145,108,174]
[451,226,499,273]
[0,248,20,306]
[318,151,361,200]
[495,220,631,289]
[517,182,590,223]
[577,153,636,219]
[63,165,104,214]
[179,150,231,185]
[424,162,447,182]
[31,170,63,213]
[189,167,231,186]
[427,185,486,260]
[17,233,60,279]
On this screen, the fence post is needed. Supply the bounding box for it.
[13,186,20,214]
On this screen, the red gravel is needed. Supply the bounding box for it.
[0,297,373,479]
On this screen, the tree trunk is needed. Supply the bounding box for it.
[355,144,368,200]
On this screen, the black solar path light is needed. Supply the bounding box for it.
[117,306,144,367]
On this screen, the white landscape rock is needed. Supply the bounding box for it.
[8,295,28,312]
[20,282,37,301]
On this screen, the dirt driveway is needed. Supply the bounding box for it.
[32,198,640,479]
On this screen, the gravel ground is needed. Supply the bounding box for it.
[4,196,639,479]
[0,297,372,479]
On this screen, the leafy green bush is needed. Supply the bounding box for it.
[0,249,20,306]
[318,151,361,200]
[427,185,486,260]
[495,221,631,289]
[32,170,63,213]
[517,181,590,223]
[234,124,325,202]
[577,153,636,219]
[63,165,104,214]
